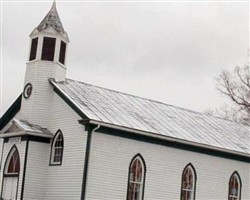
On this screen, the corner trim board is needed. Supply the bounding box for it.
[20,139,29,200]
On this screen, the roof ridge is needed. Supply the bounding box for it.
[63,78,242,126]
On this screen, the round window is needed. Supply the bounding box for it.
[23,83,33,99]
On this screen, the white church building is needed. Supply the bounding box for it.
[0,2,249,200]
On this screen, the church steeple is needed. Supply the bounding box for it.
[28,1,69,66]
[21,2,70,128]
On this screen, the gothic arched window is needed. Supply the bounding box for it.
[127,154,146,200]
[228,172,241,200]
[50,130,64,165]
[5,146,20,175]
[180,164,196,200]
[2,146,20,200]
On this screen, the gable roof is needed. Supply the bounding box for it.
[1,118,53,139]
[50,79,250,156]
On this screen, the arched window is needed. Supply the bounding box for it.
[5,146,20,175]
[180,164,196,200]
[127,154,146,200]
[228,172,241,200]
[2,146,20,200]
[50,130,64,165]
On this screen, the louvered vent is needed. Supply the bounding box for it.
[41,37,56,61]
[59,41,66,65]
[29,37,38,61]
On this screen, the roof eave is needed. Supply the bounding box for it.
[0,94,22,131]
[0,131,53,139]
[80,119,250,159]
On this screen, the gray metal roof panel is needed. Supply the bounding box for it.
[53,79,250,154]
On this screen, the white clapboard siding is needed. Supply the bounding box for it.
[23,141,50,200]
[43,92,87,200]
[0,141,27,200]
[86,132,250,200]
[21,61,65,128]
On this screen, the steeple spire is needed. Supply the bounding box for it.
[37,1,65,34]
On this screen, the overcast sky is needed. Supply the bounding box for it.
[0,0,249,116]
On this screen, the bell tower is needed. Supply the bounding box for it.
[20,2,69,128]
[28,1,69,74]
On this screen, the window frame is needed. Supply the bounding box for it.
[41,37,56,61]
[228,171,242,200]
[29,37,38,61]
[180,163,197,200]
[126,154,146,200]
[59,40,67,65]
[50,130,64,166]
[4,145,20,177]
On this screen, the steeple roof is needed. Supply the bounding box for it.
[37,1,65,34]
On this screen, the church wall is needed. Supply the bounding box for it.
[86,131,250,200]
[21,61,65,128]
[0,140,27,200]
[23,141,49,200]
[43,93,87,200]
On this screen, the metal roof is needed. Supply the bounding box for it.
[52,79,250,155]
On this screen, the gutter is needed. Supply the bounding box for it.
[80,119,250,159]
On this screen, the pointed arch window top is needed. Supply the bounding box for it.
[50,130,64,165]
[127,154,146,200]
[5,147,20,174]
[229,172,241,200]
[181,164,196,200]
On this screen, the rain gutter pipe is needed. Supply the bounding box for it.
[83,119,250,159]
[81,123,100,200]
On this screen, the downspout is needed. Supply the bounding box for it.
[81,124,100,200]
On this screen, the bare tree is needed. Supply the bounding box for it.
[216,65,250,125]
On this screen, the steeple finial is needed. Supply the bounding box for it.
[36,1,65,34]
[52,0,56,11]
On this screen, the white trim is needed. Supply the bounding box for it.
[4,147,19,174]
[229,173,241,200]
[128,156,145,200]
[181,165,195,200]
[0,131,53,139]
[50,131,64,165]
